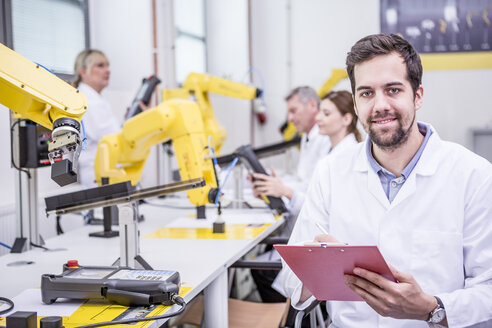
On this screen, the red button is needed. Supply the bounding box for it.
[67,260,79,268]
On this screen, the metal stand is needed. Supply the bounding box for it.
[11,116,41,253]
[46,178,205,269]
[231,165,252,210]
[89,177,119,238]
[110,202,152,269]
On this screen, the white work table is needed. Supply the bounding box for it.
[0,196,284,328]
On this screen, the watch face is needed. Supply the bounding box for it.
[430,308,446,323]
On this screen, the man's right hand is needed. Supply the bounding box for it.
[314,234,341,243]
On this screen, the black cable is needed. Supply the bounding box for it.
[0,297,14,315]
[10,119,32,179]
[56,215,64,235]
[30,241,50,251]
[75,295,186,328]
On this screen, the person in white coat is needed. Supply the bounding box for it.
[250,86,332,227]
[72,49,120,188]
[283,33,492,328]
[270,90,363,314]
[248,86,332,303]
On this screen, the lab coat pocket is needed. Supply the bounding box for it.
[411,230,463,294]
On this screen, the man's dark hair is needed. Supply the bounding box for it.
[346,33,422,97]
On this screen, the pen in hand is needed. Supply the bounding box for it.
[316,221,329,235]
[314,222,347,245]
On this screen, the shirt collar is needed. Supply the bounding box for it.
[366,122,433,178]
[304,124,319,143]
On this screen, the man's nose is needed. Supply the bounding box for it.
[373,92,390,112]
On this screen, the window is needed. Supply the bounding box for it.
[9,0,89,78]
[174,0,206,84]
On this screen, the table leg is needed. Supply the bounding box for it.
[204,269,228,328]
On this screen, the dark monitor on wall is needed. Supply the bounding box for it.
[471,128,492,163]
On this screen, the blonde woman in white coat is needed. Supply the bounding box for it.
[72,49,120,188]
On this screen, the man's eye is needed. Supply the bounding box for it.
[361,91,371,97]
[388,88,400,94]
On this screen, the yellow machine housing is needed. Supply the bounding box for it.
[95,99,218,207]
[162,72,260,154]
[0,43,87,186]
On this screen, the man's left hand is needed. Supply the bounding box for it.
[344,266,437,321]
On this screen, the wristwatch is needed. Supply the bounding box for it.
[427,296,446,324]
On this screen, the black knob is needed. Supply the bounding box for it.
[40,316,64,328]
[52,117,80,132]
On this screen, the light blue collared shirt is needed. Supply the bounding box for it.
[366,122,433,203]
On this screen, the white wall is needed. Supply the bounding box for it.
[249,0,379,148]
[205,0,252,154]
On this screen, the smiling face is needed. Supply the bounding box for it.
[316,98,351,137]
[353,52,423,151]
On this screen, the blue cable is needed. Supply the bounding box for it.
[243,66,265,100]
[35,62,55,75]
[214,157,239,206]
[81,119,87,150]
[0,242,12,250]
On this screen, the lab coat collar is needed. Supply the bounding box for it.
[304,124,320,143]
[353,122,440,176]
[78,82,105,101]
[353,123,441,209]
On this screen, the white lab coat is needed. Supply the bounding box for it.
[284,124,492,328]
[285,124,332,220]
[272,132,359,296]
[78,83,120,188]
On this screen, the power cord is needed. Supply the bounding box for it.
[75,294,186,328]
[0,296,14,315]
[29,242,50,251]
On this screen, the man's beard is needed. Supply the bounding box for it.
[366,111,415,151]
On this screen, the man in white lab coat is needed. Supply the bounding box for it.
[283,33,492,327]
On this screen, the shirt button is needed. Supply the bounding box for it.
[391,181,397,188]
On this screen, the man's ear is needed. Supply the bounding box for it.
[309,98,318,111]
[352,95,359,115]
[414,85,424,111]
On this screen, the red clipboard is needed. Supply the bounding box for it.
[274,244,396,301]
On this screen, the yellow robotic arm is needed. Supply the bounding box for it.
[95,99,219,208]
[162,72,261,154]
[0,43,87,186]
[317,68,348,99]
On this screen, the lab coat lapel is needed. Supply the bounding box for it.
[354,140,391,209]
[389,126,440,208]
